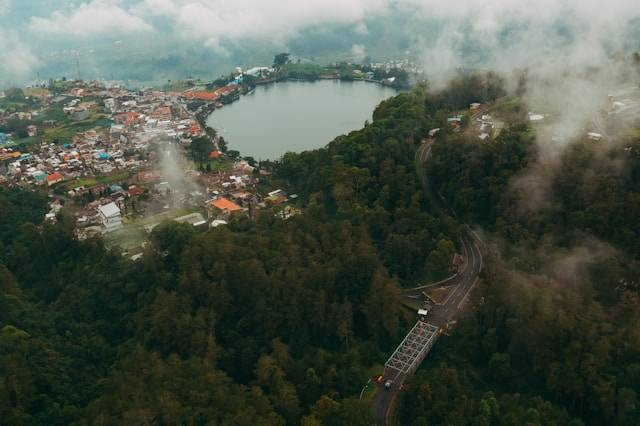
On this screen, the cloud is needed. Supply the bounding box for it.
[0,0,11,16]
[403,0,640,80]
[0,29,39,82]
[351,44,366,62]
[30,0,153,36]
[138,0,388,48]
[390,0,639,214]
[353,22,369,36]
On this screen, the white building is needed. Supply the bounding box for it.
[99,202,123,233]
[528,112,545,122]
[587,132,602,141]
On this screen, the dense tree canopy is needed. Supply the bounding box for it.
[398,77,640,425]
[2,73,639,424]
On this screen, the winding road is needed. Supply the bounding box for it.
[370,138,484,425]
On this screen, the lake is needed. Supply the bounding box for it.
[206,80,397,160]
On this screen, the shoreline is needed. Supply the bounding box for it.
[199,78,397,161]
[197,76,396,125]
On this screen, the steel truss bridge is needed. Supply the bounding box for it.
[384,321,440,376]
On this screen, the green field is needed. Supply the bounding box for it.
[13,107,110,149]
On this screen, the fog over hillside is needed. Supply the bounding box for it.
[1,0,638,86]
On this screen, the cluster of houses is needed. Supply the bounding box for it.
[1,77,304,242]
[369,59,420,75]
[1,83,207,190]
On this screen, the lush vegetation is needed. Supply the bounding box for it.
[0,78,476,424]
[398,79,640,425]
[2,72,639,425]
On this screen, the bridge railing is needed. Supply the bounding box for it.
[385,322,439,376]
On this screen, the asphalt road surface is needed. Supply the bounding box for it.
[371,139,483,425]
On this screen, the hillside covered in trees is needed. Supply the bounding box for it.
[1,73,639,425]
[398,84,640,424]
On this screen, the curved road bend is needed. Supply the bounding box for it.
[371,138,483,425]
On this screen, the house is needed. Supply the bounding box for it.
[211,197,243,214]
[190,123,203,136]
[230,190,252,203]
[182,91,220,102]
[528,112,545,122]
[428,128,440,138]
[214,86,239,99]
[174,212,208,230]
[71,109,90,121]
[587,132,602,141]
[470,102,481,110]
[98,202,123,233]
[27,125,38,137]
[137,170,162,184]
[114,111,144,126]
[46,172,64,186]
[209,150,222,159]
[32,170,47,185]
[447,116,463,129]
[128,185,144,197]
[70,88,87,97]
[150,106,172,121]
[266,189,288,205]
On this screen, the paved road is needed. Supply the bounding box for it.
[371,138,483,425]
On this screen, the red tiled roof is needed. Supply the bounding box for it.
[128,186,144,196]
[47,172,64,182]
[114,111,143,126]
[191,124,202,135]
[215,86,237,97]
[150,106,171,119]
[183,86,238,102]
[212,197,242,212]
[183,91,219,101]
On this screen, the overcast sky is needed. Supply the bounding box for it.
[1,0,639,85]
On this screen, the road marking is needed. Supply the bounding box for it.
[443,238,470,306]
[359,378,371,400]
[457,277,479,310]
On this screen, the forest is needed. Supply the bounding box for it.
[398,79,640,424]
[1,71,639,425]
[0,78,466,425]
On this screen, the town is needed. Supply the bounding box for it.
[0,73,304,259]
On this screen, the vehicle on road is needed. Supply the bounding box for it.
[384,380,393,390]
[418,307,429,322]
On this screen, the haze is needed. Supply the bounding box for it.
[2,0,638,86]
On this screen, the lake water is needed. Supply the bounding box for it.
[206,80,397,160]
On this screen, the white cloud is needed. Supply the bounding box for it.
[400,0,640,74]
[138,0,388,47]
[351,44,366,62]
[30,0,153,36]
[353,22,369,36]
[0,0,11,16]
[0,29,39,82]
